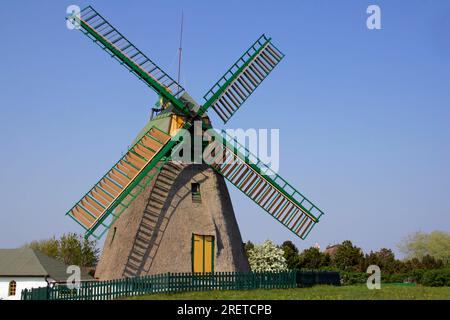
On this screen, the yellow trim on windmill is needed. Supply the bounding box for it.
[170,114,185,136]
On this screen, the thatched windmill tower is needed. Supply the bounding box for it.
[65,6,325,280]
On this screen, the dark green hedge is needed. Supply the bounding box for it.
[295,270,341,287]
[340,268,450,286]
[421,269,450,287]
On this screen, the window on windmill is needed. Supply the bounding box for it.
[191,183,201,202]
[8,280,16,296]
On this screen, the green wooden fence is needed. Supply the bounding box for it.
[21,271,297,300]
[21,286,48,300]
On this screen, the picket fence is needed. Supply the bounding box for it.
[22,271,301,300]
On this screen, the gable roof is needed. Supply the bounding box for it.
[0,248,93,281]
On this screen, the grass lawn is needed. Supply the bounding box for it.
[128,284,450,300]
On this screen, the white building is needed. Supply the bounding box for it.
[0,248,92,300]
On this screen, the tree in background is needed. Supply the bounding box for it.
[243,241,254,259]
[364,248,403,274]
[28,236,59,259]
[398,231,450,265]
[247,240,287,272]
[81,237,99,268]
[26,233,99,268]
[298,247,331,269]
[281,241,300,270]
[331,240,365,272]
[403,255,444,270]
[420,254,445,269]
[244,235,448,277]
[59,233,99,268]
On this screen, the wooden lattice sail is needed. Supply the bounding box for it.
[66,127,177,239]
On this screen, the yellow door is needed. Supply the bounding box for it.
[192,234,214,273]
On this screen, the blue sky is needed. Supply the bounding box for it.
[0,0,449,257]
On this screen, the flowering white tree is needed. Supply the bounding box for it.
[247,240,288,272]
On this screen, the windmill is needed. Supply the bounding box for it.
[65,6,325,279]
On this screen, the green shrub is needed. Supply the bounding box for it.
[420,269,450,287]
[341,271,421,285]
[342,272,411,285]
[382,273,409,283]
[407,269,426,283]
[314,268,450,286]
[340,272,367,285]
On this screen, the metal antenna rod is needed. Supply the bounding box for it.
[177,10,184,92]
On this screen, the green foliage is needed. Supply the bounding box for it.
[403,268,450,286]
[243,241,254,259]
[408,268,425,282]
[59,233,99,267]
[28,236,59,259]
[403,255,444,271]
[341,272,414,285]
[25,233,99,268]
[364,248,404,274]
[382,273,409,284]
[281,241,300,270]
[340,269,450,287]
[246,233,449,287]
[247,240,288,272]
[331,240,365,272]
[421,254,445,269]
[420,269,450,287]
[398,231,450,264]
[298,247,331,269]
[81,237,99,268]
[340,272,367,285]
